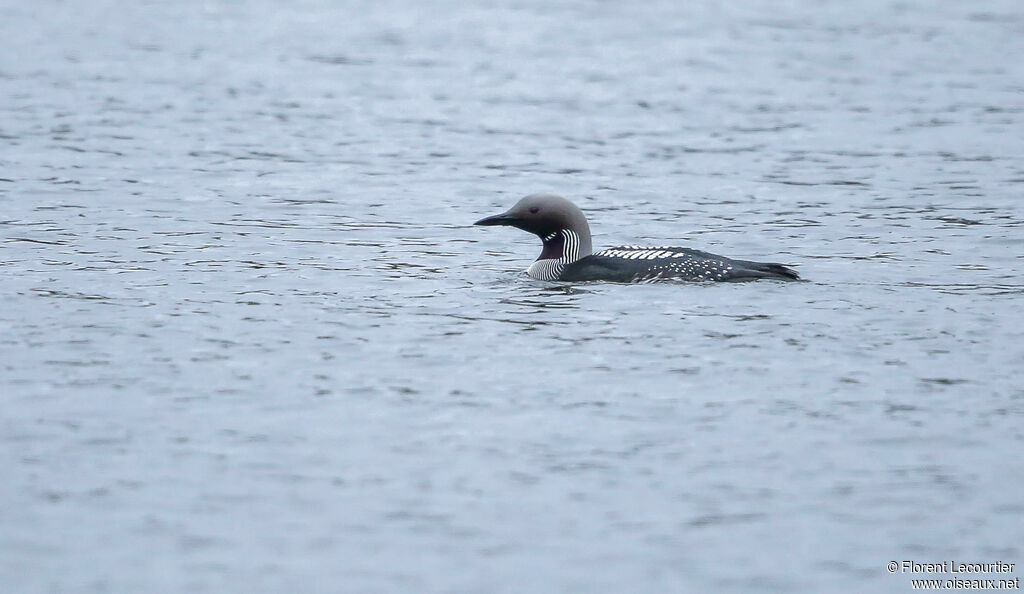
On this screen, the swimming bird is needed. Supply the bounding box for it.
[474,194,800,282]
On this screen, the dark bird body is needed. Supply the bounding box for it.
[475,194,800,283]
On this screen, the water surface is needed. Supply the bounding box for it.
[2,0,1023,592]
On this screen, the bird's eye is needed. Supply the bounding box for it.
[529,207,540,214]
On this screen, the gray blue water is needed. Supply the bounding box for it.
[2,0,1023,592]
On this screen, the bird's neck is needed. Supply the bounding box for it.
[538,228,592,262]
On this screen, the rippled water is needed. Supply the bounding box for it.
[3,0,1023,592]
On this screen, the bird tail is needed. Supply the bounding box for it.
[734,261,801,281]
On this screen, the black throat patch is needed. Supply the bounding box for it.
[538,231,565,260]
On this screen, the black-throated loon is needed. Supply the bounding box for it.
[474,194,800,282]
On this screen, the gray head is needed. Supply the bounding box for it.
[474,194,593,260]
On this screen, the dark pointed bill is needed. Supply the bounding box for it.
[474,212,518,226]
